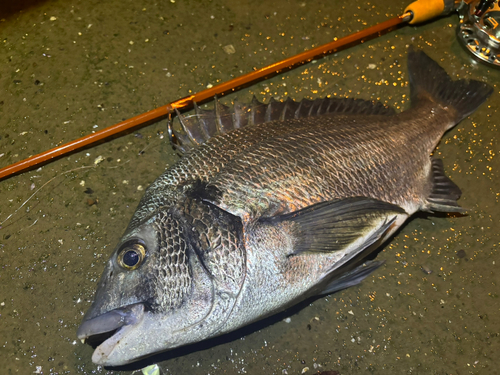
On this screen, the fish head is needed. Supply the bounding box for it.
[77,209,218,366]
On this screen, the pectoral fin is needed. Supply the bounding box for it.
[263,197,406,255]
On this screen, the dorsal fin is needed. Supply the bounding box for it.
[169,96,395,155]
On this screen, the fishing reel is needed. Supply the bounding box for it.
[406,0,500,66]
[457,0,500,66]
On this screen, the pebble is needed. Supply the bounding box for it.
[87,198,98,206]
[223,44,236,54]
[94,155,105,165]
[421,265,432,274]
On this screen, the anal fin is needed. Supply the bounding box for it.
[320,260,385,295]
[426,158,465,213]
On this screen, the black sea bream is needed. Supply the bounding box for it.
[77,48,492,366]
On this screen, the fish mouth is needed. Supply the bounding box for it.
[77,303,145,364]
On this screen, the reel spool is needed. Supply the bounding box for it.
[457,0,500,67]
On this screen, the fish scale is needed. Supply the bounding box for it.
[129,100,396,230]
[177,196,245,295]
[152,212,191,311]
[77,48,493,366]
[207,108,449,220]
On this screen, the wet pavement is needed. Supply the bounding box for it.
[0,0,499,374]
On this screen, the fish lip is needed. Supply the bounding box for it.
[77,303,145,365]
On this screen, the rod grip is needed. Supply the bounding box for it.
[405,0,447,24]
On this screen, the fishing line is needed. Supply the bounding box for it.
[0,165,96,228]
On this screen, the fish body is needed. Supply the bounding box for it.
[77,48,492,366]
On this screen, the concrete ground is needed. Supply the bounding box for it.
[0,0,498,374]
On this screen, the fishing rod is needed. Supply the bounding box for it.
[0,0,458,181]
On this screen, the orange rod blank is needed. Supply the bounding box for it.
[0,14,409,181]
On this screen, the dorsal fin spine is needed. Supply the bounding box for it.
[170,96,396,155]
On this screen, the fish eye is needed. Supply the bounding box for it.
[117,241,146,270]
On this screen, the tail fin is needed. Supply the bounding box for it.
[408,47,493,127]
